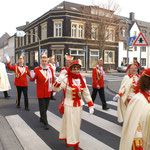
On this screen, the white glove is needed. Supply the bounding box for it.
[53,92,56,96]
[113,94,120,101]
[5,55,10,62]
[30,70,35,78]
[89,106,94,115]
[56,71,68,83]
[97,85,100,89]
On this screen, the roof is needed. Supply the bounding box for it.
[0,33,10,48]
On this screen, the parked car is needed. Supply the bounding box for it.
[117,64,128,72]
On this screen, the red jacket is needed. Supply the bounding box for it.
[30,66,55,98]
[92,67,104,88]
[7,62,30,87]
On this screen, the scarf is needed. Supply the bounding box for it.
[68,70,86,88]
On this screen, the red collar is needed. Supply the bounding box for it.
[140,91,150,103]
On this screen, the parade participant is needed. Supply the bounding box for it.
[0,61,11,98]
[59,54,74,75]
[6,54,30,110]
[48,55,56,100]
[120,68,150,150]
[113,63,139,123]
[91,58,109,110]
[48,55,56,76]
[53,59,94,150]
[30,53,54,130]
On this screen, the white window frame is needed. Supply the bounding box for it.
[54,22,62,37]
[71,21,84,38]
[70,49,85,68]
[34,27,38,42]
[26,32,28,45]
[53,19,63,37]
[41,22,47,40]
[30,29,33,43]
[91,24,98,40]
[89,49,99,68]
[104,50,115,64]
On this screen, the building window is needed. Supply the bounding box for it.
[105,28,115,41]
[30,29,33,43]
[89,50,99,68]
[91,26,98,40]
[72,24,77,37]
[26,32,28,45]
[123,42,127,50]
[22,37,24,46]
[104,50,115,64]
[123,57,127,64]
[141,58,146,66]
[19,37,21,47]
[34,27,38,42]
[41,22,47,40]
[71,21,84,38]
[122,29,126,37]
[70,49,85,67]
[54,23,62,37]
[78,25,84,38]
[15,38,18,48]
[141,47,146,52]
[53,19,63,37]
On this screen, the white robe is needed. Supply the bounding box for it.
[0,62,11,91]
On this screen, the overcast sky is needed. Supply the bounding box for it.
[0,0,150,37]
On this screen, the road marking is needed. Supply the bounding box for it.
[87,84,92,87]
[107,101,117,107]
[35,111,114,150]
[85,103,117,117]
[6,115,51,150]
[82,111,121,137]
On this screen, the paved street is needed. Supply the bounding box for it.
[0,72,125,150]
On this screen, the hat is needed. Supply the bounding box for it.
[143,68,150,77]
[19,54,24,60]
[99,58,103,62]
[48,55,55,61]
[69,59,82,68]
[41,52,47,59]
[65,54,74,61]
[126,63,139,72]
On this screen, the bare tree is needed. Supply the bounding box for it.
[82,0,121,61]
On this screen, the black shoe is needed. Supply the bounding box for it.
[25,108,30,111]
[44,124,49,130]
[103,107,109,110]
[5,96,10,99]
[16,105,21,108]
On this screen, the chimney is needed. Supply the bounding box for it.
[129,12,135,21]
[26,21,29,25]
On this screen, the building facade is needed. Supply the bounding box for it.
[15,1,119,70]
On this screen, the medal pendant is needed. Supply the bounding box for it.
[78,91,82,97]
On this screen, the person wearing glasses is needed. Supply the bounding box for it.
[6,54,30,111]
[30,53,55,130]
[53,59,94,150]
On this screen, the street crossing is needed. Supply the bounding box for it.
[104,75,123,82]
[5,101,121,150]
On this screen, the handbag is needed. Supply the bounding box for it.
[58,80,68,115]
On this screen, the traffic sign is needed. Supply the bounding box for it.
[128,36,136,46]
[133,32,149,46]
